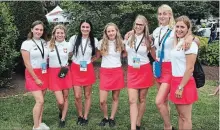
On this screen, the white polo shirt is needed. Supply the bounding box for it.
[171,39,198,77]
[48,41,70,68]
[98,40,122,68]
[21,39,49,69]
[69,35,98,64]
[125,33,150,66]
[152,25,175,62]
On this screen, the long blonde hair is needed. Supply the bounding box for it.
[49,24,67,49]
[174,15,192,45]
[100,23,123,55]
[158,4,175,29]
[129,15,151,52]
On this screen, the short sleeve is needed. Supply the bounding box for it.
[94,38,99,48]
[21,40,32,52]
[69,35,77,52]
[97,40,102,50]
[185,42,198,55]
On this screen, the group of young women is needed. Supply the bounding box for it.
[21,4,199,130]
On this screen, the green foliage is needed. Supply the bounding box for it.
[199,40,219,66]
[61,1,157,40]
[0,2,19,88]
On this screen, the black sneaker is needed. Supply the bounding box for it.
[77,116,83,125]
[81,118,89,126]
[109,119,116,127]
[98,118,109,126]
[59,120,65,128]
[136,125,141,130]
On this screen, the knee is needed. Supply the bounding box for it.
[57,100,64,106]
[139,96,146,104]
[85,92,91,100]
[179,113,191,122]
[112,96,119,103]
[75,94,82,101]
[100,100,107,106]
[129,98,137,105]
[36,98,44,106]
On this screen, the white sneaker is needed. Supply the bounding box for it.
[40,123,50,130]
[32,126,41,130]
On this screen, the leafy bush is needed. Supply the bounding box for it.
[199,40,219,66]
[0,2,19,88]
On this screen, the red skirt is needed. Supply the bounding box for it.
[100,67,124,91]
[25,69,48,91]
[127,63,154,89]
[48,67,72,91]
[155,62,172,84]
[169,76,198,104]
[70,62,95,86]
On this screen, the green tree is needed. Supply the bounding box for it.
[0,2,19,88]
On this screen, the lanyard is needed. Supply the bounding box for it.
[32,39,44,59]
[158,28,169,46]
[80,38,89,56]
[134,35,144,53]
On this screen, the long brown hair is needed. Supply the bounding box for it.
[100,23,123,55]
[129,15,151,52]
[27,20,48,40]
[49,24,67,49]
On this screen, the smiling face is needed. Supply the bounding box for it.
[80,22,91,37]
[175,21,188,38]
[158,9,171,26]
[106,25,117,40]
[31,24,44,39]
[54,28,65,42]
[134,18,145,35]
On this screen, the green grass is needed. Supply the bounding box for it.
[0,80,219,130]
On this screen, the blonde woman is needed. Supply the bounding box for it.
[21,20,50,130]
[170,15,198,130]
[48,25,72,128]
[125,15,154,130]
[97,23,124,127]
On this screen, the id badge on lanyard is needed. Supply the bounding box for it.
[132,57,140,68]
[41,62,47,74]
[80,61,87,71]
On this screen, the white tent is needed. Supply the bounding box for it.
[46,6,70,23]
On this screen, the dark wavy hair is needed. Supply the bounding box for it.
[73,20,95,56]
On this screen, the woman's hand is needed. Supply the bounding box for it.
[124,30,134,40]
[175,87,183,98]
[35,78,43,86]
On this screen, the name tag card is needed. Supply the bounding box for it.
[80,61,87,71]
[132,57,140,68]
[41,62,47,74]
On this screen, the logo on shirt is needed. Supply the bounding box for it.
[50,49,54,52]
[34,48,38,50]
[63,48,67,53]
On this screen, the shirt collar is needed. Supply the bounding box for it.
[55,40,66,46]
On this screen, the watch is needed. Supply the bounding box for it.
[178,85,183,91]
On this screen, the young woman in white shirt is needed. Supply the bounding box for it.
[125,15,154,130]
[169,15,198,130]
[21,20,50,130]
[48,25,72,128]
[69,20,98,126]
[97,23,124,127]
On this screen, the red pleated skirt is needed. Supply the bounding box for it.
[70,62,95,86]
[155,62,172,84]
[127,63,154,89]
[48,67,72,91]
[100,67,124,90]
[25,69,48,91]
[169,76,198,104]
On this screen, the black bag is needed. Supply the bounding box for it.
[148,53,155,65]
[55,45,69,78]
[193,58,205,88]
[58,66,69,78]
